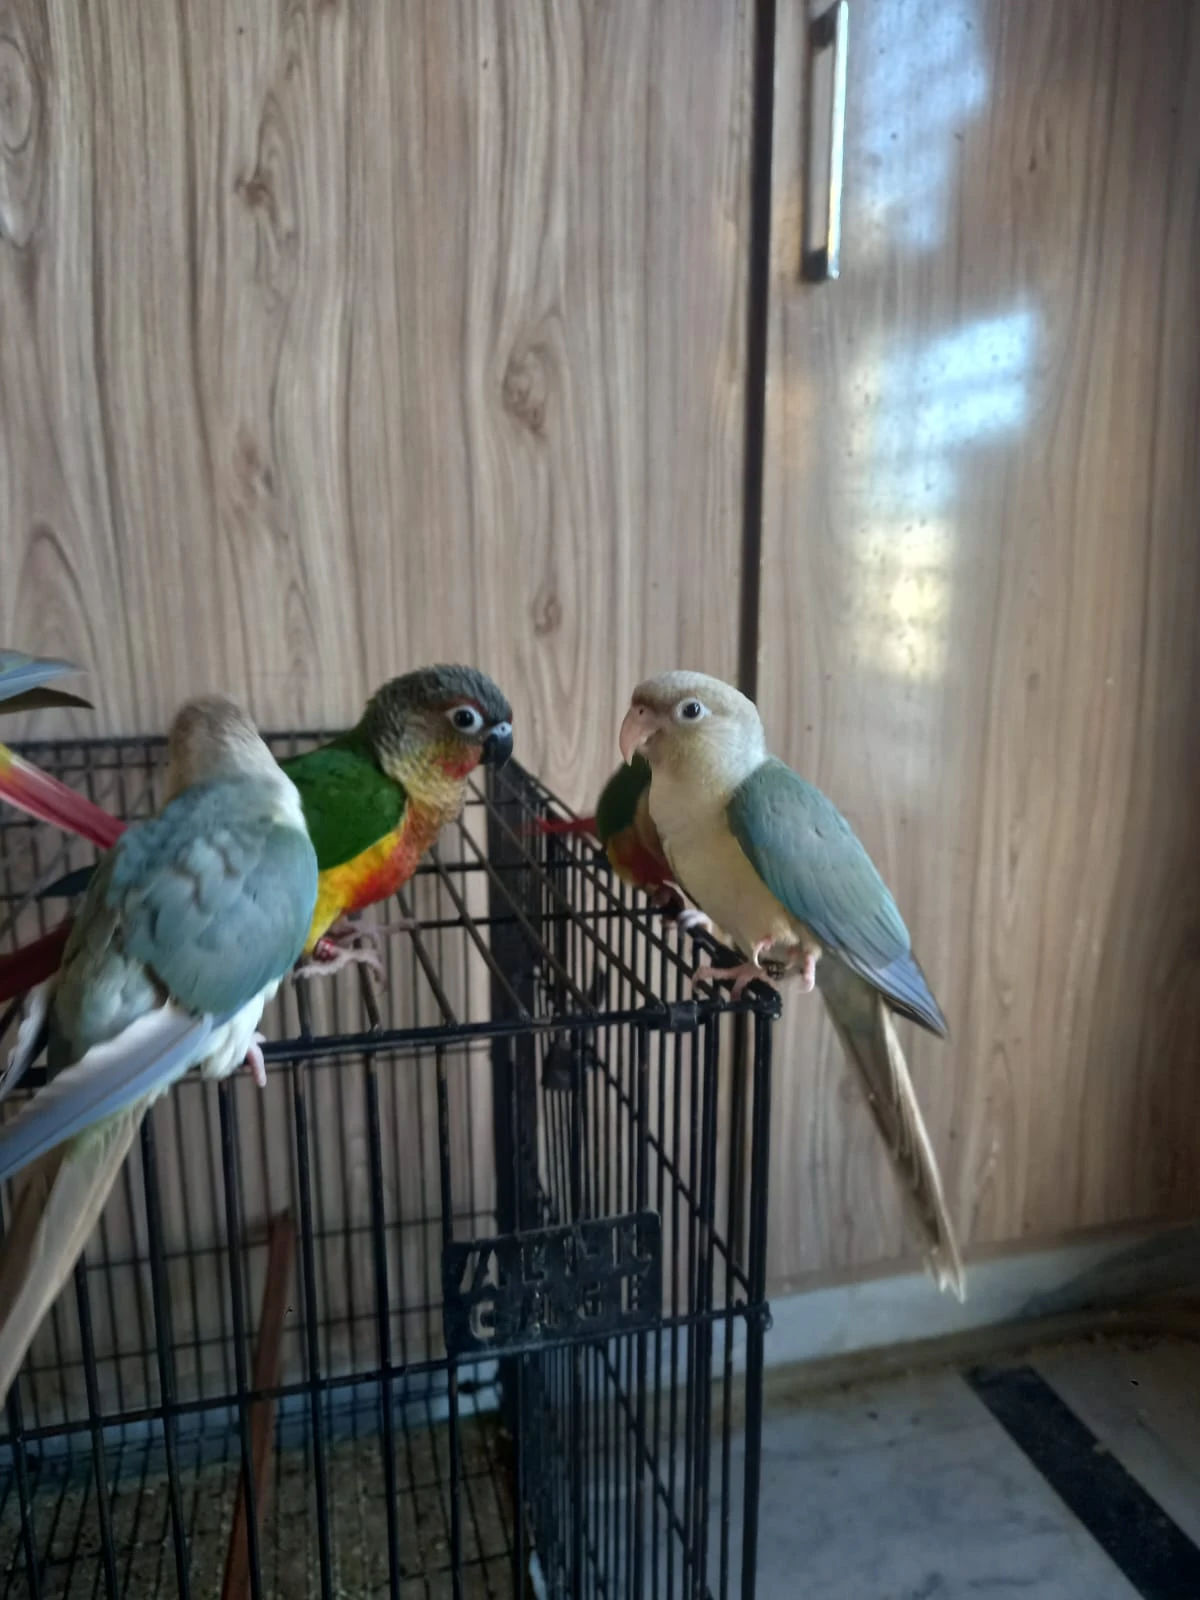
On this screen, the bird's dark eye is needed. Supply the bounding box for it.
[680,700,703,721]
[448,705,484,734]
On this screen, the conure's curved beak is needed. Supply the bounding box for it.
[619,703,660,765]
[481,722,513,769]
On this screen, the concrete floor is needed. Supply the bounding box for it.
[728,1336,1200,1599]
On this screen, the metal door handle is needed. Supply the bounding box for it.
[802,1,849,282]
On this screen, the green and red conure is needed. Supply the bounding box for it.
[0,664,515,1000]
[528,754,690,918]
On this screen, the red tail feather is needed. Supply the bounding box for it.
[0,743,125,851]
[0,920,74,1005]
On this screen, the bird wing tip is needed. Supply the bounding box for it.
[931,1253,968,1303]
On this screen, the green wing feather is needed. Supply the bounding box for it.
[727,759,946,1035]
[594,756,652,845]
[281,743,406,871]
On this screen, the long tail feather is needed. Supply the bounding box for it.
[0,980,54,1104]
[0,1005,213,1186]
[0,1108,141,1401]
[0,922,75,1005]
[818,959,965,1300]
[0,744,125,849]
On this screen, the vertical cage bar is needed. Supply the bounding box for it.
[72,1261,120,1600]
[3,1384,41,1600]
[486,764,542,1242]
[666,1023,685,1597]
[485,766,541,1596]
[693,1017,722,1600]
[571,1041,586,1595]
[291,1065,335,1600]
[681,1018,704,1592]
[740,1013,774,1600]
[718,1015,750,1599]
[435,1045,464,1600]
[632,1022,651,1600]
[218,1083,264,1600]
[141,1115,192,1600]
[364,1054,402,1600]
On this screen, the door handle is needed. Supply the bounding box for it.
[802,0,849,282]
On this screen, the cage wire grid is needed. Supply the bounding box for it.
[0,734,778,1600]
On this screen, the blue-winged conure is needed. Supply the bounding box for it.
[0,696,318,1398]
[619,670,963,1299]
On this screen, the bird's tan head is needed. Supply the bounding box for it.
[165,696,282,799]
[618,671,766,792]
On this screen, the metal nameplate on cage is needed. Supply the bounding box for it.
[442,1212,663,1357]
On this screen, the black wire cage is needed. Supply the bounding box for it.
[0,735,778,1600]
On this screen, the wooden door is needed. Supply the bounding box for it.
[759,0,1200,1288]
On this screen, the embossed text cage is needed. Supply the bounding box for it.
[0,737,777,1599]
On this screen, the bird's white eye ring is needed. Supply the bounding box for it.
[675,698,707,724]
[447,704,484,735]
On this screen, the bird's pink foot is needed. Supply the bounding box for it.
[294,913,420,981]
[694,939,818,1001]
[356,917,418,942]
[243,1033,267,1089]
[324,915,416,953]
[785,946,818,992]
[295,935,384,982]
[692,959,771,1002]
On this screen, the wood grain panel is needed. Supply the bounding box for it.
[0,0,750,809]
[0,0,754,1413]
[760,0,1200,1288]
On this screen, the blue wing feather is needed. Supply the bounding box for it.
[727,759,947,1036]
[0,651,82,701]
[0,651,92,714]
[106,779,318,1017]
[0,1010,214,1186]
[0,777,318,1185]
